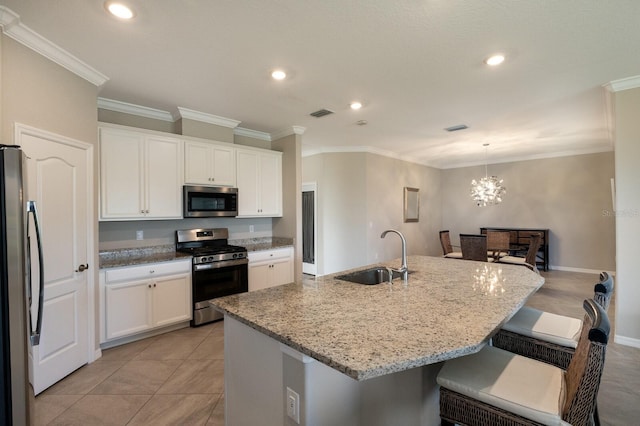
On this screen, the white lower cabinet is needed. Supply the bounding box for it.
[100,259,192,342]
[248,247,294,291]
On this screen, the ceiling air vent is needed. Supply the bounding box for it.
[445,124,468,132]
[310,109,334,118]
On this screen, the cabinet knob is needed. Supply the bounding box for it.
[148,284,152,288]
[153,283,157,288]
[141,210,145,214]
[149,270,155,274]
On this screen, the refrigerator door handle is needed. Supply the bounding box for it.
[26,200,44,346]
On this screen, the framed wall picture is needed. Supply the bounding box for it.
[404,187,419,222]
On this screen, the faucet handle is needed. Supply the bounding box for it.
[386,267,394,284]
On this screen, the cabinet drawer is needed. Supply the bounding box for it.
[105,259,191,283]
[248,247,293,264]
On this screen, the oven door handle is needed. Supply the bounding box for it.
[194,258,249,271]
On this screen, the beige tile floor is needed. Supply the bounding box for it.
[34,321,225,426]
[35,270,639,425]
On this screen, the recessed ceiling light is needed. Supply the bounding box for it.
[105,2,134,19]
[485,54,505,66]
[271,70,287,80]
[350,102,362,110]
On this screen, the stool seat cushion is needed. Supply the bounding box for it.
[437,346,569,426]
[503,306,582,348]
[443,252,463,259]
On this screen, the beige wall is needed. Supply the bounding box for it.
[98,109,176,134]
[613,87,640,345]
[302,152,442,275]
[1,34,100,349]
[441,152,615,271]
[177,118,234,143]
[272,133,303,280]
[365,154,442,263]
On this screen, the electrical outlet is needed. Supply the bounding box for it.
[286,387,300,424]
[249,225,255,233]
[136,230,143,240]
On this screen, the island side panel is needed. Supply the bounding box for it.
[224,316,284,425]
[226,315,444,425]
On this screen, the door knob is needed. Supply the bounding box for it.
[75,264,89,272]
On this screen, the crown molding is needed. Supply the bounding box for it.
[98,97,175,122]
[233,127,272,141]
[0,6,108,87]
[272,126,307,141]
[603,75,640,92]
[177,107,241,129]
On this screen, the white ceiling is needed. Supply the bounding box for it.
[2,1,639,168]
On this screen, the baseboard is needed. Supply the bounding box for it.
[614,334,640,349]
[548,265,615,275]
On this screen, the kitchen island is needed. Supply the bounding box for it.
[212,255,544,426]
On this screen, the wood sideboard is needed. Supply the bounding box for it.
[480,227,549,271]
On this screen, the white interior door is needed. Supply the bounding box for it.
[17,125,93,395]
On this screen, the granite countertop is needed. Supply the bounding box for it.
[99,245,192,269]
[231,237,294,252]
[99,237,293,269]
[211,255,545,381]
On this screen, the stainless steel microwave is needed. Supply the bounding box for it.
[183,185,238,218]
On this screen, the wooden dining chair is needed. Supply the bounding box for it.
[459,234,488,262]
[439,230,463,259]
[497,233,542,271]
[486,230,511,260]
[438,299,610,426]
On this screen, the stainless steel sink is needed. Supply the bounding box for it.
[336,267,407,285]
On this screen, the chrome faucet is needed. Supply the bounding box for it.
[380,229,408,283]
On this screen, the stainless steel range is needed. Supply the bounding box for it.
[176,228,248,326]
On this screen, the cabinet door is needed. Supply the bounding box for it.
[100,128,145,219]
[248,262,270,292]
[152,273,192,327]
[184,141,213,185]
[236,150,260,216]
[146,136,183,218]
[212,146,236,186]
[105,279,153,340]
[269,257,293,287]
[258,153,282,216]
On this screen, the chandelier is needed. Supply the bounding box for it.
[470,143,506,207]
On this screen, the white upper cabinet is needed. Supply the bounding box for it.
[99,124,183,220]
[236,148,282,217]
[184,140,236,187]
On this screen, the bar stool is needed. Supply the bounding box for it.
[438,299,610,426]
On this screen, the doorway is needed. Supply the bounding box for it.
[302,183,317,275]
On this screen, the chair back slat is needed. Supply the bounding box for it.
[460,234,488,262]
[562,299,610,425]
[439,230,453,255]
[486,230,511,252]
[524,234,542,268]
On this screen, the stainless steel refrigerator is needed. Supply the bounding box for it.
[1,144,44,425]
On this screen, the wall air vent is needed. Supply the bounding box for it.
[310,109,334,118]
[445,124,468,132]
